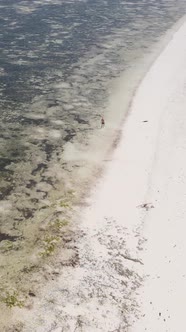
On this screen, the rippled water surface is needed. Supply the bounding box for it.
[0,0,186,285]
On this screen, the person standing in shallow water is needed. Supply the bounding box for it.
[101,116,105,128]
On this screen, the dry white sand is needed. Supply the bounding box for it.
[8,16,186,332]
[129,17,186,332]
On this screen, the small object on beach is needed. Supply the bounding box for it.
[28,290,36,297]
[137,203,154,211]
[101,116,105,128]
[143,120,148,122]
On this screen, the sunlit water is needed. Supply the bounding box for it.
[0,0,186,286]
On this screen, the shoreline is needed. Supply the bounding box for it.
[0,12,183,297]
[2,15,186,332]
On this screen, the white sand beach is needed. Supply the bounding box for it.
[7,16,186,332]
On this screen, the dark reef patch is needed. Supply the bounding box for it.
[74,114,89,124]
[0,232,19,242]
[64,129,76,142]
[31,163,47,176]
[0,185,14,199]
[0,157,14,171]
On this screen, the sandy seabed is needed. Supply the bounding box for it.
[3,15,186,332]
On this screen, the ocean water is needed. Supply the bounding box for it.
[0,0,186,286]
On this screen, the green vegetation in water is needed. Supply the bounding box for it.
[21,264,37,274]
[67,190,75,196]
[40,235,60,257]
[0,240,20,252]
[59,190,75,209]
[1,291,24,308]
[59,200,70,208]
[50,219,69,231]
